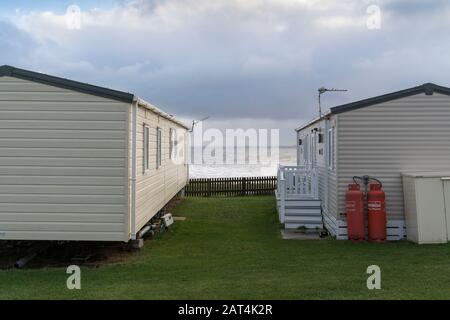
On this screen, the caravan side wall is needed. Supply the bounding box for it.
[0,76,130,241]
[337,93,450,221]
[133,105,188,233]
[296,115,338,221]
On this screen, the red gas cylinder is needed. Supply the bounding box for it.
[346,183,365,242]
[367,184,387,243]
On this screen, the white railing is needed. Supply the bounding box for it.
[277,165,319,223]
[277,165,319,199]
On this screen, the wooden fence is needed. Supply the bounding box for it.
[185,176,277,197]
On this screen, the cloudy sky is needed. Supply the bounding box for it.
[1,0,449,145]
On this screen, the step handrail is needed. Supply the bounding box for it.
[277,165,318,198]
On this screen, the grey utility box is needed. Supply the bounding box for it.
[402,172,450,244]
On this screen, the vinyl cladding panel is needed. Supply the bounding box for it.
[337,93,450,220]
[0,76,129,241]
[133,105,188,232]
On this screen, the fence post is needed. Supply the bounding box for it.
[242,177,247,196]
[207,178,212,197]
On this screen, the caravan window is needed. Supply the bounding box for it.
[143,125,150,172]
[156,127,162,169]
[328,127,335,170]
[169,128,174,160]
[310,133,316,167]
[303,134,309,164]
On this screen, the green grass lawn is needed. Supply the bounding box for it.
[1,196,450,299]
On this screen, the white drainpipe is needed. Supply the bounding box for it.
[130,99,138,240]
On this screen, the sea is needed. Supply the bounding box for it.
[189,146,297,178]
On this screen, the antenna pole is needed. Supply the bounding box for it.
[318,87,348,117]
[318,93,322,118]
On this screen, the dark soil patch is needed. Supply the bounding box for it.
[0,240,141,270]
[0,196,184,270]
[163,197,183,215]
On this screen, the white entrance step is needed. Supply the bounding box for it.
[285,215,323,223]
[276,198,321,208]
[285,207,321,216]
[276,195,323,230]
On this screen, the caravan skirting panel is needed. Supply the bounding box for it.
[323,211,406,241]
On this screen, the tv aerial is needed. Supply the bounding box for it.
[189,116,210,132]
[318,87,348,117]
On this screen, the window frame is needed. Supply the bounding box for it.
[303,134,309,165]
[310,133,316,167]
[173,129,179,160]
[328,127,335,170]
[143,124,150,173]
[169,128,174,160]
[156,127,162,169]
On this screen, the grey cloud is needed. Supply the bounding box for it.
[3,0,450,144]
[382,0,450,15]
[0,20,37,64]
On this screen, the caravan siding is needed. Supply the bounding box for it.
[0,76,130,241]
[337,93,450,220]
[133,105,188,232]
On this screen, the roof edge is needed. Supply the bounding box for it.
[295,111,331,132]
[0,65,14,77]
[330,83,449,115]
[0,65,134,103]
[137,98,190,130]
[296,82,450,132]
